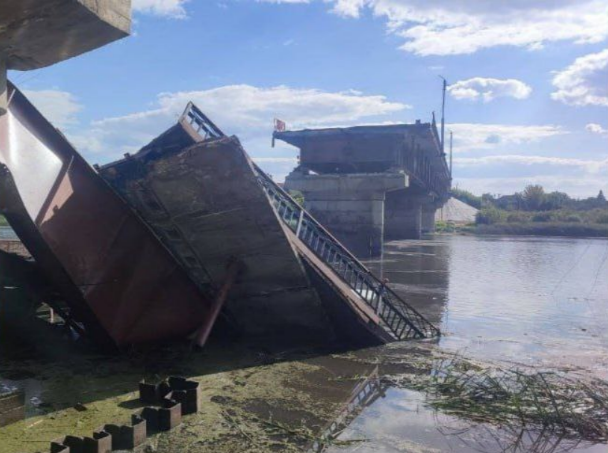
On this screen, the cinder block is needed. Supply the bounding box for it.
[139,401,182,433]
[104,414,147,449]
[139,380,171,404]
[50,442,70,453]
[167,377,200,415]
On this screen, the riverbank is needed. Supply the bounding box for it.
[437,221,608,238]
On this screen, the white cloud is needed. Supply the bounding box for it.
[449,123,565,152]
[455,155,608,174]
[448,78,531,102]
[454,156,608,197]
[456,175,608,198]
[552,49,608,107]
[23,89,83,128]
[586,123,608,135]
[132,0,189,18]
[265,0,608,56]
[67,84,408,163]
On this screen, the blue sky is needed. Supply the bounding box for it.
[9,0,608,197]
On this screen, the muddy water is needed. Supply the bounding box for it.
[0,235,607,452]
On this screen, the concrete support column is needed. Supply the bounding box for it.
[385,190,423,240]
[421,203,437,233]
[285,172,408,258]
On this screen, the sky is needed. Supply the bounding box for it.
[9,0,608,197]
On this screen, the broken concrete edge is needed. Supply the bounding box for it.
[2,0,131,71]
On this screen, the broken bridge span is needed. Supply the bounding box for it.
[0,84,439,349]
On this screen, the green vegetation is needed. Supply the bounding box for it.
[418,358,608,443]
[450,185,608,238]
[0,215,8,227]
[288,190,305,207]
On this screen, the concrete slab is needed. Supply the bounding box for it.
[101,134,336,342]
[0,0,130,70]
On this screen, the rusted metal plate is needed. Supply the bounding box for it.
[0,82,214,346]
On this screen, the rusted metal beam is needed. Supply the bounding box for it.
[192,259,243,348]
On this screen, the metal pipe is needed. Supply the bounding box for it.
[439,76,447,154]
[449,130,453,178]
[191,259,243,348]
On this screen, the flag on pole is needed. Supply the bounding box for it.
[274,118,286,132]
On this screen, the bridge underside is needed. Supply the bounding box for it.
[278,123,451,256]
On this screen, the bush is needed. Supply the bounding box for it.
[597,214,608,225]
[506,212,528,223]
[532,212,554,222]
[476,208,502,225]
[564,214,582,223]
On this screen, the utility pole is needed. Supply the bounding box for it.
[439,76,448,154]
[449,131,453,178]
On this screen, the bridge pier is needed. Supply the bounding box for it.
[385,190,422,240]
[285,172,408,258]
[385,192,441,239]
[421,203,438,233]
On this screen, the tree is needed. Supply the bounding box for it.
[522,185,545,211]
[451,188,482,209]
[543,191,570,210]
[598,190,607,203]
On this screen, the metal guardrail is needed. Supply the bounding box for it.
[182,102,225,140]
[308,367,384,453]
[254,166,440,340]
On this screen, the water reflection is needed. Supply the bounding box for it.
[316,358,605,453]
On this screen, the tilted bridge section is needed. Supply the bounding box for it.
[182,103,439,340]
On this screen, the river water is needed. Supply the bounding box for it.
[372,235,608,378]
[1,235,607,453]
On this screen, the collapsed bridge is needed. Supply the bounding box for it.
[0,84,439,349]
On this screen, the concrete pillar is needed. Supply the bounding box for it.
[421,203,437,233]
[385,190,422,240]
[285,172,408,258]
